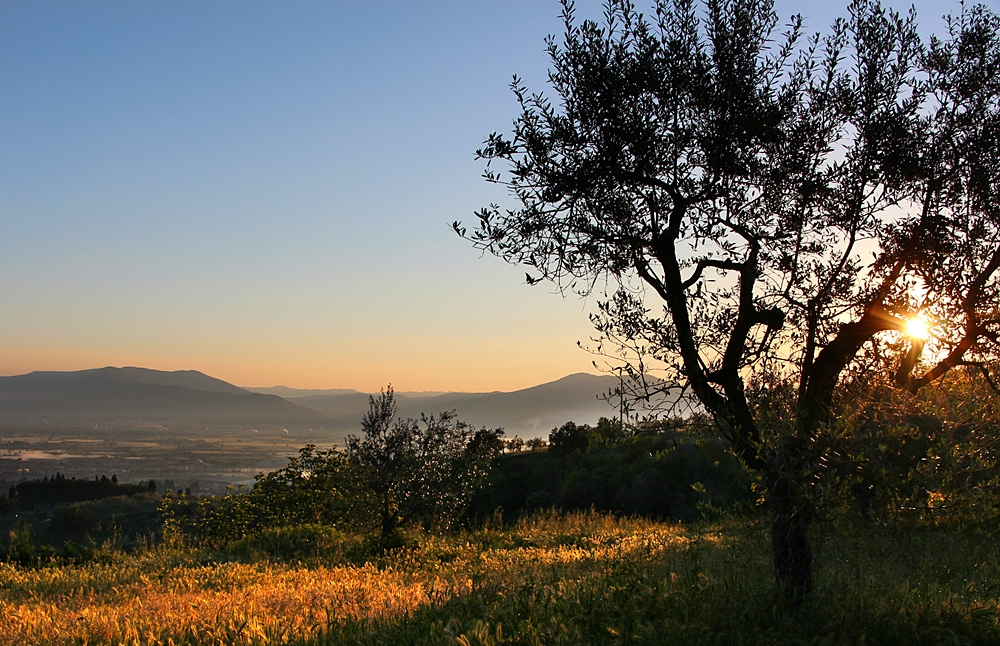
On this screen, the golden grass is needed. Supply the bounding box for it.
[5,511,997,645]
[0,512,693,646]
[1,561,431,645]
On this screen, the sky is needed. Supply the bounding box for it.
[1,0,991,392]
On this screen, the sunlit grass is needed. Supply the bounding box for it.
[1,511,999,645]
[0,558,431,644]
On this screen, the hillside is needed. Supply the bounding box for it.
[3,512,996,645]
[0,367,332,433]
[0,368,630,439]
[291,373,624,438]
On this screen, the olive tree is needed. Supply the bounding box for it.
[456,0,1000,595]
[346,387,505,537]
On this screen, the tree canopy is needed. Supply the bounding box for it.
[458,0,1000,594]
[346,387,505,536]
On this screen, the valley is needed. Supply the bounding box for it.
[0,428,328,495]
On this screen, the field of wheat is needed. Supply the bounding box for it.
[2,511,1000,645]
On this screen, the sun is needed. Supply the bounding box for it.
[905,317,929,340]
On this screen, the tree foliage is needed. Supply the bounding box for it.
[159,445,360,546]
[250,445,357,528]
[162,394,504,545]
[470,417,752,521]
[346,387,505,536]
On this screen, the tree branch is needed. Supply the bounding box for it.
[681,258,746,290]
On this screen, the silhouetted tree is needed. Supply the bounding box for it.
[549,421,590,457]
[457,0,1000,595]
[526,437,547,451]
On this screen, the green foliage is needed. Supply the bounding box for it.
[250,444,358,527]
[471,419,752,521]
[160,445,368,546]
[346,386,505,536]
[835,368,1000,523]
[6,522,40,567]
[3,517,119,568]
[740,363,1000,532]
[161,487,258,547]
[1,493,162,567]
[49,504,97,535]
[161,391,506,545]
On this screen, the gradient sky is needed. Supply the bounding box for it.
[1,0,990,392]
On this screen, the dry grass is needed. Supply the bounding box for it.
[0,512,691,645]
[2,511,999,645]
[1,560,435,644]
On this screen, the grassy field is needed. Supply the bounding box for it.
[1,510,999,645]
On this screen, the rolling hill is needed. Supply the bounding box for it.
[288,373,625,438]
[0,368,631,439]
[0,367,331,433]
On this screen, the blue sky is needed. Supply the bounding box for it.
[1,0,990,391]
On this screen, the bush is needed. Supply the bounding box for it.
[50,505,97,536]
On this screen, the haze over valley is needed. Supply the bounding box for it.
[0,366,623,492]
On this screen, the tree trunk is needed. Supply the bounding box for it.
[381,496,397,538]
[768,470,813,598]
[765,432,814,598]
[773,305,899,596]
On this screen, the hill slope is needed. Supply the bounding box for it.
[0,367,332,432]
[291,373,623,438]
[0,368,629,438]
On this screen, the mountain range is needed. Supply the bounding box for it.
[0,367,329,433]
[0,367,624,439]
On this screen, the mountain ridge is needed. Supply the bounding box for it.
[288,373,623,437]
[0,368,627,438]
[0,366,328,432]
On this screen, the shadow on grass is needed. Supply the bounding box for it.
[304,514,1000,646]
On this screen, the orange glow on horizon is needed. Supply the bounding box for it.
[0,343,601,393]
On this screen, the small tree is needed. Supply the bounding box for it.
[457,0,1000,595]
[346,387,505,536]
[526,437,548,451]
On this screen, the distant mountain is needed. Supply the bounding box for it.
[243,385,361,398]
[1,366,246,394]
[0,367,331,433]
[290,373,625,439]
[0,367,639,440]
[243,386,450,399]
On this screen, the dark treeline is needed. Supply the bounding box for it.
[469,417,753,522]
[5,473,156,509]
